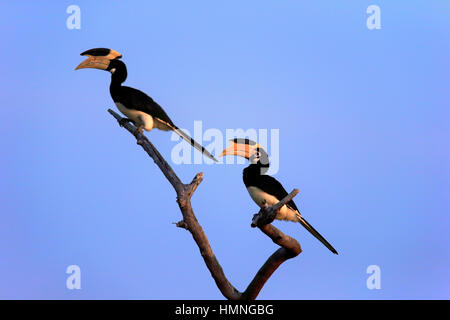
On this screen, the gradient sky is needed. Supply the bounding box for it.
[0,1,448,299]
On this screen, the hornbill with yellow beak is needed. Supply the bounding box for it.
[75,48,217,162]
[220,138,338,254]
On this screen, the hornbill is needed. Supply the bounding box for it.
[220,138,338,254]
[75,48,217,162]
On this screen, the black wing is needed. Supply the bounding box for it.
[115,86,175,126]
[255,175,299,212]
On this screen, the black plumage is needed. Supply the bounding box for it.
[110,83,175,128]
[243,164,299,212]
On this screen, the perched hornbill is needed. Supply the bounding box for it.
[220,138,338,254]
[75,48,217,162]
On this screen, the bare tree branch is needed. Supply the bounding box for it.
[108,108,302,300]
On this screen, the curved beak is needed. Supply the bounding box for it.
[219,141,251,159]
[75,56,110,70]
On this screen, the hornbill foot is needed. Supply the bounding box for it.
[119,118,134,127]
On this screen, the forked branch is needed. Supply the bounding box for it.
[108,109,302,300]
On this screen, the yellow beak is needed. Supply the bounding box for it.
[219,141,251,159]
[75,56,111,70]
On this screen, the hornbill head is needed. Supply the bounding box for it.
[75,48,122,71]
[219,138,269,166]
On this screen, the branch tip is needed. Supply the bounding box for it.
[174,220,188,229]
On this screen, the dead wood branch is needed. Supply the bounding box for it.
[108,109,302,300]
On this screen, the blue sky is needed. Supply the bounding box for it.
[0,1,448,299]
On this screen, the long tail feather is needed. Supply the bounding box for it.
[172,127,218,162]
[296,213,338,254]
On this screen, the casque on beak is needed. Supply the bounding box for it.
[220,140,253,159]
[75,56,111,70]
[75,48,122,70]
